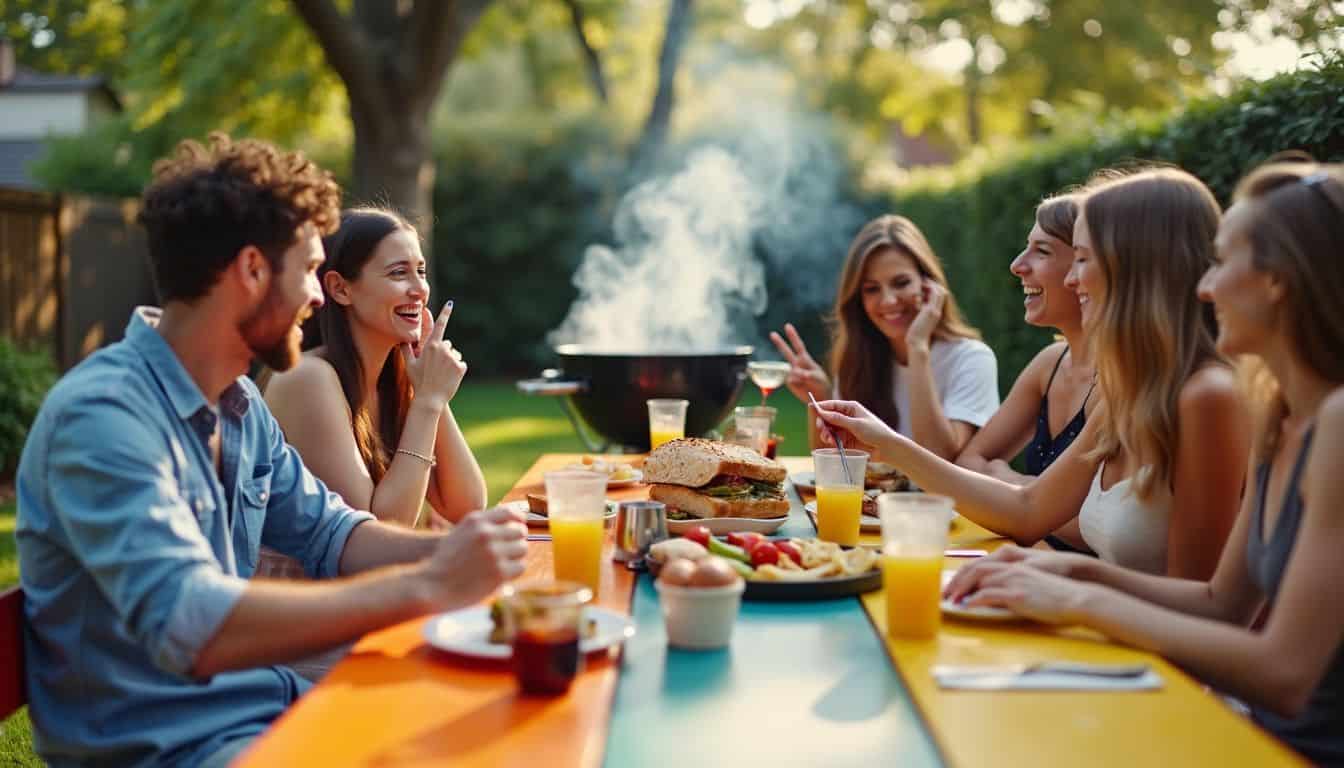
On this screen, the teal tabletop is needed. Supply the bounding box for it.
[603,494,943,767]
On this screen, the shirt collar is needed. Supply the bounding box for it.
[124,306,252,422]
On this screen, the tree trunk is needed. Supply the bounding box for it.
[964,60,982,146]
[349,103,434,233]
[290,0,494,293]
[631,0,694,170]
[561,0,608,104]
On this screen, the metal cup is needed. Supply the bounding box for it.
[613,500,669,568]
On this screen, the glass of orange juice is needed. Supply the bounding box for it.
[812,448,868,546]
[544,470,608,595]
[878,493,955,641]
[647,399,689,451]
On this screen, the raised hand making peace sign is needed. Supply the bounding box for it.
[402,300,467,407]
[768,322,832,405]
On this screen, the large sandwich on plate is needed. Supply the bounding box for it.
[644,437,789,520]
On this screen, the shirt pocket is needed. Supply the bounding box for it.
[238,464,273,570]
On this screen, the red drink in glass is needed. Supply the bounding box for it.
[513,627,581,695]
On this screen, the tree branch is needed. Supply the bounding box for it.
[561,0,609,104]
[411,0,494,114]
[289,0,380,118]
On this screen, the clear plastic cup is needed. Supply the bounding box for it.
[812,448,869,546]
[732,406,775,455]
[543,470,608,595]
[878,493,955,640]
[647,399,689,450]
[501,581,593,695]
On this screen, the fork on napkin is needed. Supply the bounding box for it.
[933,661,1162,691]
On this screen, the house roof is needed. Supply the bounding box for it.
[1,67,122,110]
[0,139,50,190]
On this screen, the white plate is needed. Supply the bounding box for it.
[789,472,817,493]
[666,515,788,536]
[423,605,635,660]
[501,499,619,529]
[605,469,644,488]
[939,569,1017,621]
[803,500,881,533]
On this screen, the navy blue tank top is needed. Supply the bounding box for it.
[1247,427,1344,766]
[1024,348,1092,476]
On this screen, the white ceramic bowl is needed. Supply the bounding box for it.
[654,578,746,650]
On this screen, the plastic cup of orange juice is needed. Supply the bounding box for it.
[878,493,955,641]
[544,470,608,595]
[647,399,689,451]
[812,448,868,546]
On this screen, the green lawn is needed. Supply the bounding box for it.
[0,379,807,765]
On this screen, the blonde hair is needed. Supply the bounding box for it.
[830,214,981,429]
[1083,168,1223,501]
[1230,161,1344,459]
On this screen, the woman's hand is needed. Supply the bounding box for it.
[906,282,946,358]
[958,563,1094,626]
[810,399,899,458]
[769,323,831,404]
[942,545,1083,603]
[403,302,467,406]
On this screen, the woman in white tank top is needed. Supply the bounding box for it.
[812,168,1248,579]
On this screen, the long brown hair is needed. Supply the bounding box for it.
[1230,161,1344,459]
[308,208,417,483]
[830,214,981,429]
[1083,168,1223,501]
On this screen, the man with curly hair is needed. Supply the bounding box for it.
[14,134,528,767]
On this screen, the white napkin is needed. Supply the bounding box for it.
[933,663,1163,691]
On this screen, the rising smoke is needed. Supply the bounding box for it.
[549,60,869,352]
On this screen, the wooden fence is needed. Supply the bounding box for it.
[0,187,155,370]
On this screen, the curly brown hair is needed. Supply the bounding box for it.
[138,132,342,302]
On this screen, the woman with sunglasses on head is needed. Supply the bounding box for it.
[942,161,1344,766]
[954,194,1096,553]
[771,214,999,460]
[813,168,1249,580]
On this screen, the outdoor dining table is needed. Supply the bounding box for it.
[235,454,1305,767]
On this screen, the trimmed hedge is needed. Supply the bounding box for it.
[894,53,1344,394]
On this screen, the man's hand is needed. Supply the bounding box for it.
[415,505,527,610]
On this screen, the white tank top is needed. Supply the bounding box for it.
[1078,463,1171,574]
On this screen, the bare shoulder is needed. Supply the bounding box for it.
[264,354,348,414]
[1178,364,1244,416]
[1317,388,1344,431]
[1024,340,1070,392]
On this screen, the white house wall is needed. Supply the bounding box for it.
[0,92,88,139]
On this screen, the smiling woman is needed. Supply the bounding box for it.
[770,214,999,460]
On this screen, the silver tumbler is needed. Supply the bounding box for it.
[613,500,669,566]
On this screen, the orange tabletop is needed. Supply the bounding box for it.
[776,456,1304,767]
[235,455,647,768]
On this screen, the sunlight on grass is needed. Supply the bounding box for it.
[462,417,573,448]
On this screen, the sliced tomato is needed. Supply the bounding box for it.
[726,531,766,550]
[749,542,781,568]
[774,540,802,566]
[683,526,712,549]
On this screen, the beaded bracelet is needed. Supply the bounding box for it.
[396,448,437,467]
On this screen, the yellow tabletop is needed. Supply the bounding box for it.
[778,456,1304,767]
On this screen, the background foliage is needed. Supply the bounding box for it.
[894,52,1344,395]
[0,340,57,480]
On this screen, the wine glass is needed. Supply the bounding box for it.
[746,361,791,405]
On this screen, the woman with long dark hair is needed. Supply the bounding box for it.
[943,161,1344,766]
[263,208,486,534]
[771,214,999,460]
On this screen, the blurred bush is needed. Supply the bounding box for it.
[0,339,57,481]
[894,52,1344,395]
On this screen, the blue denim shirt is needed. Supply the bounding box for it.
[16,308,374,767]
